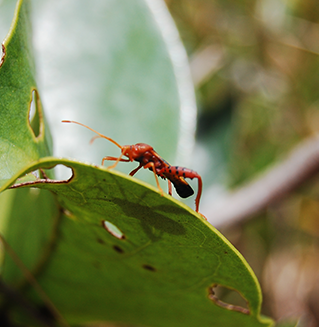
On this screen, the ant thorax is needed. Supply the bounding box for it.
[125,143,153,161]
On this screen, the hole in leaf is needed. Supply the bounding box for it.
[208,284,250,315]
[34,165,73,181]
[62,209,74,218]
[29,90,36,122]
[102,220,125,240]
[10,165,74,191]
[0,44,5,67]
[28,90,41,138]
[31,170,40,179]
[52,165,73,180]
[15,170,40,184]
[113,245,124,253]
[142,264,156,272]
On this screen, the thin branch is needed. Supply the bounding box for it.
[203,135,319,228]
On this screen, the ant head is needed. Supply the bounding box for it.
[121,145,132,158]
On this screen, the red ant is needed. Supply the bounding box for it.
[62,120,204,216]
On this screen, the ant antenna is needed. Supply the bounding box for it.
[62,120,122,149]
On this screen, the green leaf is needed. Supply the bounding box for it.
[0,187,59,285]
[0,0,52,189]
[5,157,273,327]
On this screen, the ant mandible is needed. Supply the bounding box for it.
[62,120,204,217]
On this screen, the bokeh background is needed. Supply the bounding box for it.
[165,0,319,325]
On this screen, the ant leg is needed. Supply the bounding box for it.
[194,175,202,213]
[194,176,206,220]
[102,156,130,164]
[102,154,128,169]
[143,162,164,196]
[129,163,143,176]
[168,180,172,196]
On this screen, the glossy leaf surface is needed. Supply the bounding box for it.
[6,157,273,327]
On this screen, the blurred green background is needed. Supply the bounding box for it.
[165,0,319,325]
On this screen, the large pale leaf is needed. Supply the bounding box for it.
[29,0,195,174]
